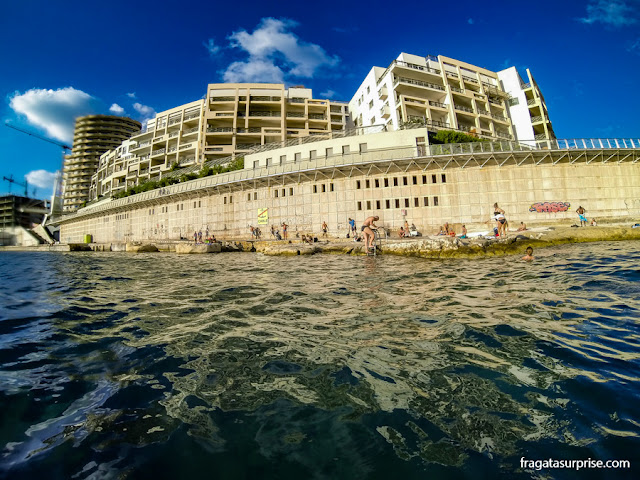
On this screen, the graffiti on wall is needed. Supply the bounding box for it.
[529,201,571,213]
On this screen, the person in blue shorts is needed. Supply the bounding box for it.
[576,206,587,227]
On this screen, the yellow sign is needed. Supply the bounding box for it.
[257,208,268,225]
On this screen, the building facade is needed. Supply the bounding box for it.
[349,53,554,143]
[89,84,349,202]
[63,115,140,211]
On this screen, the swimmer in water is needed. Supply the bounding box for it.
[522,246,534,261]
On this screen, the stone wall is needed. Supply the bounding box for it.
[59,160,639,243]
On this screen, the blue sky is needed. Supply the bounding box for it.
[1,0,639,200]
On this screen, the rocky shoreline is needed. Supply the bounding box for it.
[2,225,638,258]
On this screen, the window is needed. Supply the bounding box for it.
[423,196,429,207]
[229,196,233,204]
[395,199,400,208]
[275,190,279,198]
[432,174,437,183]
[412,176,417,185]
[280,155,286,164]
[313,185,318,193]
[357,201,362,210]
[224,197,227,204]
[441,174,447,183]
[247,193,251,201]
[330,183,334,192]
[254,192,258,200]
[366,86,370,94]
[393,177,398,186]
[422,175,427,184]
[266,157,272,166]
[322,184,326,193]
[289,187,294,195]
[404,199,409,208]
[365,179,370,188]
[434,196,439,206]
[375,179,379,188]
[282,188,286,197]
[508,97,519,106]
[253,160,259,169]
[310,150,317,159]
[403,176,408,186]
[198,201,201,207]
[384,178,389,187]
[295,152,301,162]
[326,147,333,157]
[385,199,390,209]
[368,100,373,108]
[414,198,419,207]
[342,145,350,154]
[194,202,197,208]
[376,200,381,209]
[356,180,361,189]
[366,201,371,209]
[359,143,368,153]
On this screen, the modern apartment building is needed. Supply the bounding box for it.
[203,83,349,162]
[89,84,349,201]
[63,115,140,211]
[349,52,554,142]
[90,100,206,200]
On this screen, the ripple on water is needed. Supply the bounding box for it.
[0,243,639,478]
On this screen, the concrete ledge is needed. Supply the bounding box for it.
[175,243,222,254]
[126,243,159,253]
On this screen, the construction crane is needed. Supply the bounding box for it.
[5,122,72,152]
[3,174,32,197]
[5,122,72,219]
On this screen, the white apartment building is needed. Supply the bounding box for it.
[349,52,554,142]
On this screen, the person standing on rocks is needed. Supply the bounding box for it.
[576,206,587,227]
[282,222,288,240]
[348,218,356,238]
[362,216,379,252]
[322,221,328,238]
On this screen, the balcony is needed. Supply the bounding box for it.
[450,85,464,94]
[288,98,306,104]
[236,143,261,150]
[454,104,474,114]
[380,105,391,118]
[184,112,200,121]
[210,96,235,102]
[445,71,459,79]
[179,143,194,150]
[378,86,388,99]
[531,115,544,123]
[477,109,490,116]
[151,148,165,157]
[168,118,181,126]
[394,75,445,91]
[309,113,326,120]
[206,127,234,133]
[393,59,441,76]
[534,133,547,140]
[153,135,165,143]
[183,126,199,135]
[527,98,537,106]
[429,101,447,109]
[491,114,507,122]
[251,96,281,102]
[237,127,262,133]
[462,75,479,84]
[286,111,305,118]
[330,106,343,113]
[248,111,281,117]
[488,98,504,106]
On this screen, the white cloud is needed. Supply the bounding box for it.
[109,103,125,114]
[126,92,136,98]
[628,37,640,53]
[204,38,220,56]
[133,102,156,119]
[319,89,336,99]
[578,0,638,27]
[222,18,339,83]
[25,169,58,190]
[9,87,99,143]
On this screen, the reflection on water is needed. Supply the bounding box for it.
[1,243,639,478]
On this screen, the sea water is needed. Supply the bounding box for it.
[0,242,639,479]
